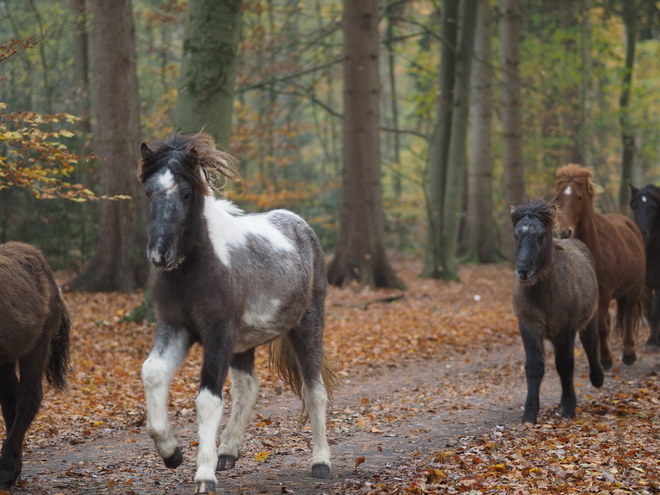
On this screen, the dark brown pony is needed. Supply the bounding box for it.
[511,199,603,424]
[0,242,71,489]
[556,164,645,369]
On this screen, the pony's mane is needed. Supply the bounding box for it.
[556,163,596,197]
[635,184,660,204]
[511,198,556,228]
[137,133,241,195]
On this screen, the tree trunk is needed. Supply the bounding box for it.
[440,0,479,281]
[464,0,496,263]
[65,0,148,292]
[500,0,525,260]
[423,0,459,278]
[327,0,404,289]
[72,0,92,137]
[175,0,243,147]
[618,0,637,211]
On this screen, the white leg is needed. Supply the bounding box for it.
[218,367,259,464]
[302,378,331,474]
[141,329,190,463]
[194,388,223,489]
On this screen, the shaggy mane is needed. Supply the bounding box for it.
[632,184,660,205]
[555,163,596,197]
[511,198,556,228]
[137,133,240,195]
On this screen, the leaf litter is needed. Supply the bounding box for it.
[6,255,660,494]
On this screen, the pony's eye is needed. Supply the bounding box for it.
[578,196,582,201]
[183,192,191,200]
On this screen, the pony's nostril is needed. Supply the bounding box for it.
[567,228,573,238]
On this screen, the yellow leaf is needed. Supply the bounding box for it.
[60,130,74,138]
[254,451,269,462]
[93,421,103,426]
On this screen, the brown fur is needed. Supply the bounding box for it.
[556,164,646,368]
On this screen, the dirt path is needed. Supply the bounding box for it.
[15,338,660,495]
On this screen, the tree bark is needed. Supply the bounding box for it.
[500,0,525,260]
[440,0,479,280]
[464,0,496,263]
[327,0,404,289]
[175,0,243,148]
[618,0,637,211]
[423,0,459,278]
[65,0,148,292]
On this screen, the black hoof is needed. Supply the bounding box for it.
[195,480,216,494]
[311,463,330,478]
[216,454,236,471]
[590,368,604,388]
[622,352,637,366]
[521,415,537,426]
[601,358,613,371]
[163,447,183,469]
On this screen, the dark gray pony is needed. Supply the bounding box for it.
[0,242,71,489]
[629,184,660,351]
[138,133,337,495]
[511,199,604,424]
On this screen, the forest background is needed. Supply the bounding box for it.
[0,0,657,284]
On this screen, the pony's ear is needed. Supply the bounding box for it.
[549,203,557,217]
[140,143,153,160]
[629,183,638,197]
[510,205,517,214]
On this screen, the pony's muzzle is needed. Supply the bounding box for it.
[559,228,573,239]
[147,245,175,269]
[515,267,534,283]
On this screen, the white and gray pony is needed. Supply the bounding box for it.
[138,133,337,495]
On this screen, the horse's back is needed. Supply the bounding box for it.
[596,212,645,295]
[0,242,54,361]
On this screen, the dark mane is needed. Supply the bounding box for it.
[137,133,240,195]
[556,163,596,197]
[511,198,556,228]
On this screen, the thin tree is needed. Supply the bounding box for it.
[423,0,459,278]
[175,0,243,147]
[439,0,479,280]
[66,0,148,292]
[327,0,404,289]
[463,0,496,262]
[500,0,525,260]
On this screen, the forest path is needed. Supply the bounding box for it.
[17,338,659,495]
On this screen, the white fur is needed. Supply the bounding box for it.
[203,196,295,267]
[158,168,178,195]
[643,196,648,203]
[302,379,331,469]
[194,388,224,485]
[242,298,281,328]
[564,185,572,196]
[218,368,260,460]
[141,330,190,459]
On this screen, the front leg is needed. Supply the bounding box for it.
[217,349,259,471]
[141,324,192,468]
[194,325,233,495]
[647,289,660,352]
[520,325,545,425]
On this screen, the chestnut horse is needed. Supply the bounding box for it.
[555,164,645,369]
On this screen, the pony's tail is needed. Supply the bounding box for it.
[615,292,646,339]
[269,335,338,419]
[45,287,72,392]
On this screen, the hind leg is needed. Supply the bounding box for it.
[596,298,614,370]
[553,330,577,418]
[579,317,604,388]
[646,289,660,352]
[0,364,18,434]
[618,296,638,365]
[217,349,259,471]
[141,324,191,469]
[0,347,48,488]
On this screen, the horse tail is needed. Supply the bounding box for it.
[615,291,646,338]
[269,335,338,418]
[45,283,72,391]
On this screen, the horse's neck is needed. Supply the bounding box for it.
[577,208,602,251]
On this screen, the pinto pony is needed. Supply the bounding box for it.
[555,164,645,369]
[138,134,337,495]
[0,242,71,489]
[511,199,603,424]
[629,183,660,351]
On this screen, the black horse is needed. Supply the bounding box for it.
[629,183,660,351]
[0,242,71,488]
[138,133,337,495]
[511,199,604,424]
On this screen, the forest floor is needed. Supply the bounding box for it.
[5,255,660,495]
